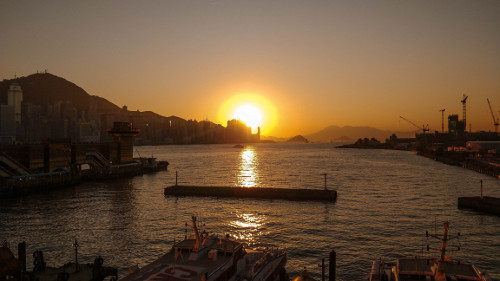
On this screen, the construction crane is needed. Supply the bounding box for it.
[439,109,445,133]
[461,94,468,131]
[486,98,499,133]
[399,116,429,133]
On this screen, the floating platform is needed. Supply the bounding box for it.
[164,185,337,202]
[458,196,500,216]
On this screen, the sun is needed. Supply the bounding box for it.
[233,105,262,128]
[217,93,278,135]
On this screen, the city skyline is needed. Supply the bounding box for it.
[1,1,499,137]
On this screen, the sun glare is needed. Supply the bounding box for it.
[217,93,277,135]
[233,105,262,128]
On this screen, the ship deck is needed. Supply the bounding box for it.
[119,237,243,281]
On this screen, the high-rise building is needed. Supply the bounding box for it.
[0,104,15,143]
[7,83,23,124]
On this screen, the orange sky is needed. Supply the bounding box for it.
[1,1,499,137]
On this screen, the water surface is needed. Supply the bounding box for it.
[1,143,499,280]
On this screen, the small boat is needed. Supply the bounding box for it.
[119,216,288,281]
[369,221,491,281]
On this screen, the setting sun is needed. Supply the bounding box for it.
[233,105,262,128]
[217,93,278,136]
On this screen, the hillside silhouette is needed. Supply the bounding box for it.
[1,73,415,144]
[305,125,414,143]
[0,73,240,144]
[287,135,309,143]
[0,73,119,112]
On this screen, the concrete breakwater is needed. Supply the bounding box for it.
[458,196,500,216]
[164,185,337,202]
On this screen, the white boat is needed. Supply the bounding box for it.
[369,221,491,281]
[119,216,287,281]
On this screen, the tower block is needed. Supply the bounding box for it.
[106,122,139,164]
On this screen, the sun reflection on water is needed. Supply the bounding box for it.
[237,147,260,187]
[229,213,268,246]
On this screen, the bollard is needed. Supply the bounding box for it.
[480,180,483,199]
[18,242,26,273]
[329,250,336,281]
[321,258,325,281]
[73,239,79,272]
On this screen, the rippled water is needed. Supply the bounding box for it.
[1,143,500,281]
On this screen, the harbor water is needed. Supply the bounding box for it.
[1,143,500,280]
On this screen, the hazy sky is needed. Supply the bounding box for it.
[1,0,499,137]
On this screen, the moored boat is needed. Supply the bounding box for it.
[0,240,117,281]
[369,221,491,281]
[119,216,287,281]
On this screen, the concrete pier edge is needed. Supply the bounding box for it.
[457,196,500,216]
[164,185,337,202]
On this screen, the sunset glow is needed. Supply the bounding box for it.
[2,1,500,137]
[233,105,262,128]
[218,93,278,136]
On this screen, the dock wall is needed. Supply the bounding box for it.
[462,158,500,179]
[457,196,500,216]
[164,185,337,202]
[0,172,80,197]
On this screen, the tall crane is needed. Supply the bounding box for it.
[461,94,468,132]
[439,109,445,133]
[400,116,429,133]
[486,98,499,133]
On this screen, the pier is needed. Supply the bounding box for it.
[0,122,168,198]
[457,196,500,216]
[462,158,500,179]
[164,185,337,202]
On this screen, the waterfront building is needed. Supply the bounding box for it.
[225,119,260,143]
[466,141,500,153]
[0,104,15,143]
[106,121,139,164]
[0,83,23,143]
[7,83,23,124]
[448,114,465,137]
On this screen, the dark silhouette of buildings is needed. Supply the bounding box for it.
[225,119,260,143]
[0,73,259,145]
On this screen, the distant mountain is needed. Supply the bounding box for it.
[0,73,119,112]
[287,135,309,143]
[0,73,229,144]
[260,135,286,142]
[305,125,414,143]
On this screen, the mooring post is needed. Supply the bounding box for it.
[18,242,26,273]
[329,250,336,281]
[321,258,325,281]
[73,239,79,272]
[480,179,483,199]
[322,173,327,190]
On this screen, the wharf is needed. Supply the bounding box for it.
[462,158,500,179]
[458,196,500,216]
[164,185,337,202]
